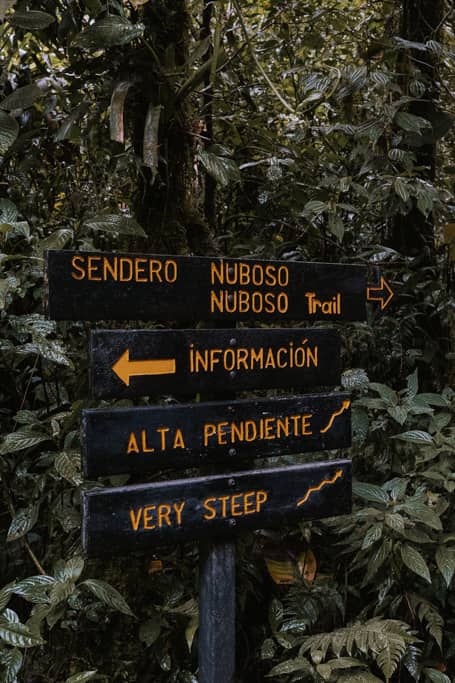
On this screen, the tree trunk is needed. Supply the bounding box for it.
[390,0,444,259]
[130,0,212,254]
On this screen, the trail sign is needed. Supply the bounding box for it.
[46,250,371,322]
[82,392,351,477]
[90,328,340,399]
[81,460,352,556]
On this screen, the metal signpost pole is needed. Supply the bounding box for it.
[199,321,236,683]
[199,540,236,683]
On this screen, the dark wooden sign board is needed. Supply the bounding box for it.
[81,392,351,477]
[82,460,352,556]
[90,328,340,399]
[46,250,367,322]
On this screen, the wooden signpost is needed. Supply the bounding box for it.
[82,461,352,556]
[46,250,392,322]
[82,392,351,477]
[90,328,340,399]
[45,249,391,683]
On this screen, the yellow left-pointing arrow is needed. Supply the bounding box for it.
[112,349,176,386]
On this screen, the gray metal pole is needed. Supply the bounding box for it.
[198,319,236,682]
[199,540,236,683]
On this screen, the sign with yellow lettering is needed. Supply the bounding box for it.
[81,460,351,555]
[90,328,340,399]
[46,250,370,322]
[81,392,351,477]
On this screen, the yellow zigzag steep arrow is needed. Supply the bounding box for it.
[320,400,350,434]
[296,469,343,508]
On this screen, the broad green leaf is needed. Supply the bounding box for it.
[423,668,451,683]
[416,393,448,408]
[0,618,44,647]
[55,103,89,142]
[362,523,383,549]
[303,200,327,216]
[0,584,13,611]
[394,178,409,202]
[65,672,98,683]
[352,408,369,443]
[403,528,434,544]
[385,513,405,533]
[13,575,55,603]
[387,405,408,425]
[1,647,23,683]
[267,657,313,676]
[401,544,431,583]
[0,275,19,309]
[435,546,455,587]
[0,112,19,154]
[20,338,72,367]
[49,580,76,605]
[55,557,84,582]
[406,369,419,398]
[389,148,406,162]
[369,383,398,405]
[38,229,73,254]
[328,214,345,242]
[394,37,428,52]
[0,198,17,223]
[392,430,434,445]
[400,502,442,530]
[0,431,49,455]
[55,452,82,485]
[362,539,392,586]
[7,505,39,542]
[341,368,369,389]
[384,477,408,501]
[395,111,431,133]
[9,10,55,29]
[82,579,134,616]
[83,214,146,237]
[0,84,42,111]
[73,16,144,49]
[0,199,18,226]
[199,150,240,187]
[417,191,433,217]
[353,482,389,504]
[139,618,161,647]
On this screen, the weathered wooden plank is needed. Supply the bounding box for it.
[89,328,341,399]
[81,393,351,477]
[81,460,352,556]
[46,250,367,322]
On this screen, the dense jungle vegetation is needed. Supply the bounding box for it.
[0,0,454,681]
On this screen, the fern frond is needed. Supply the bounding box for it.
[409,594,443,649]
[299,618,416,682]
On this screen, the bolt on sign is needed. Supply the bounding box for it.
[81,392,351,477]
[90,328,340,399]
[46,250,371,322]
[81,460,352,556]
